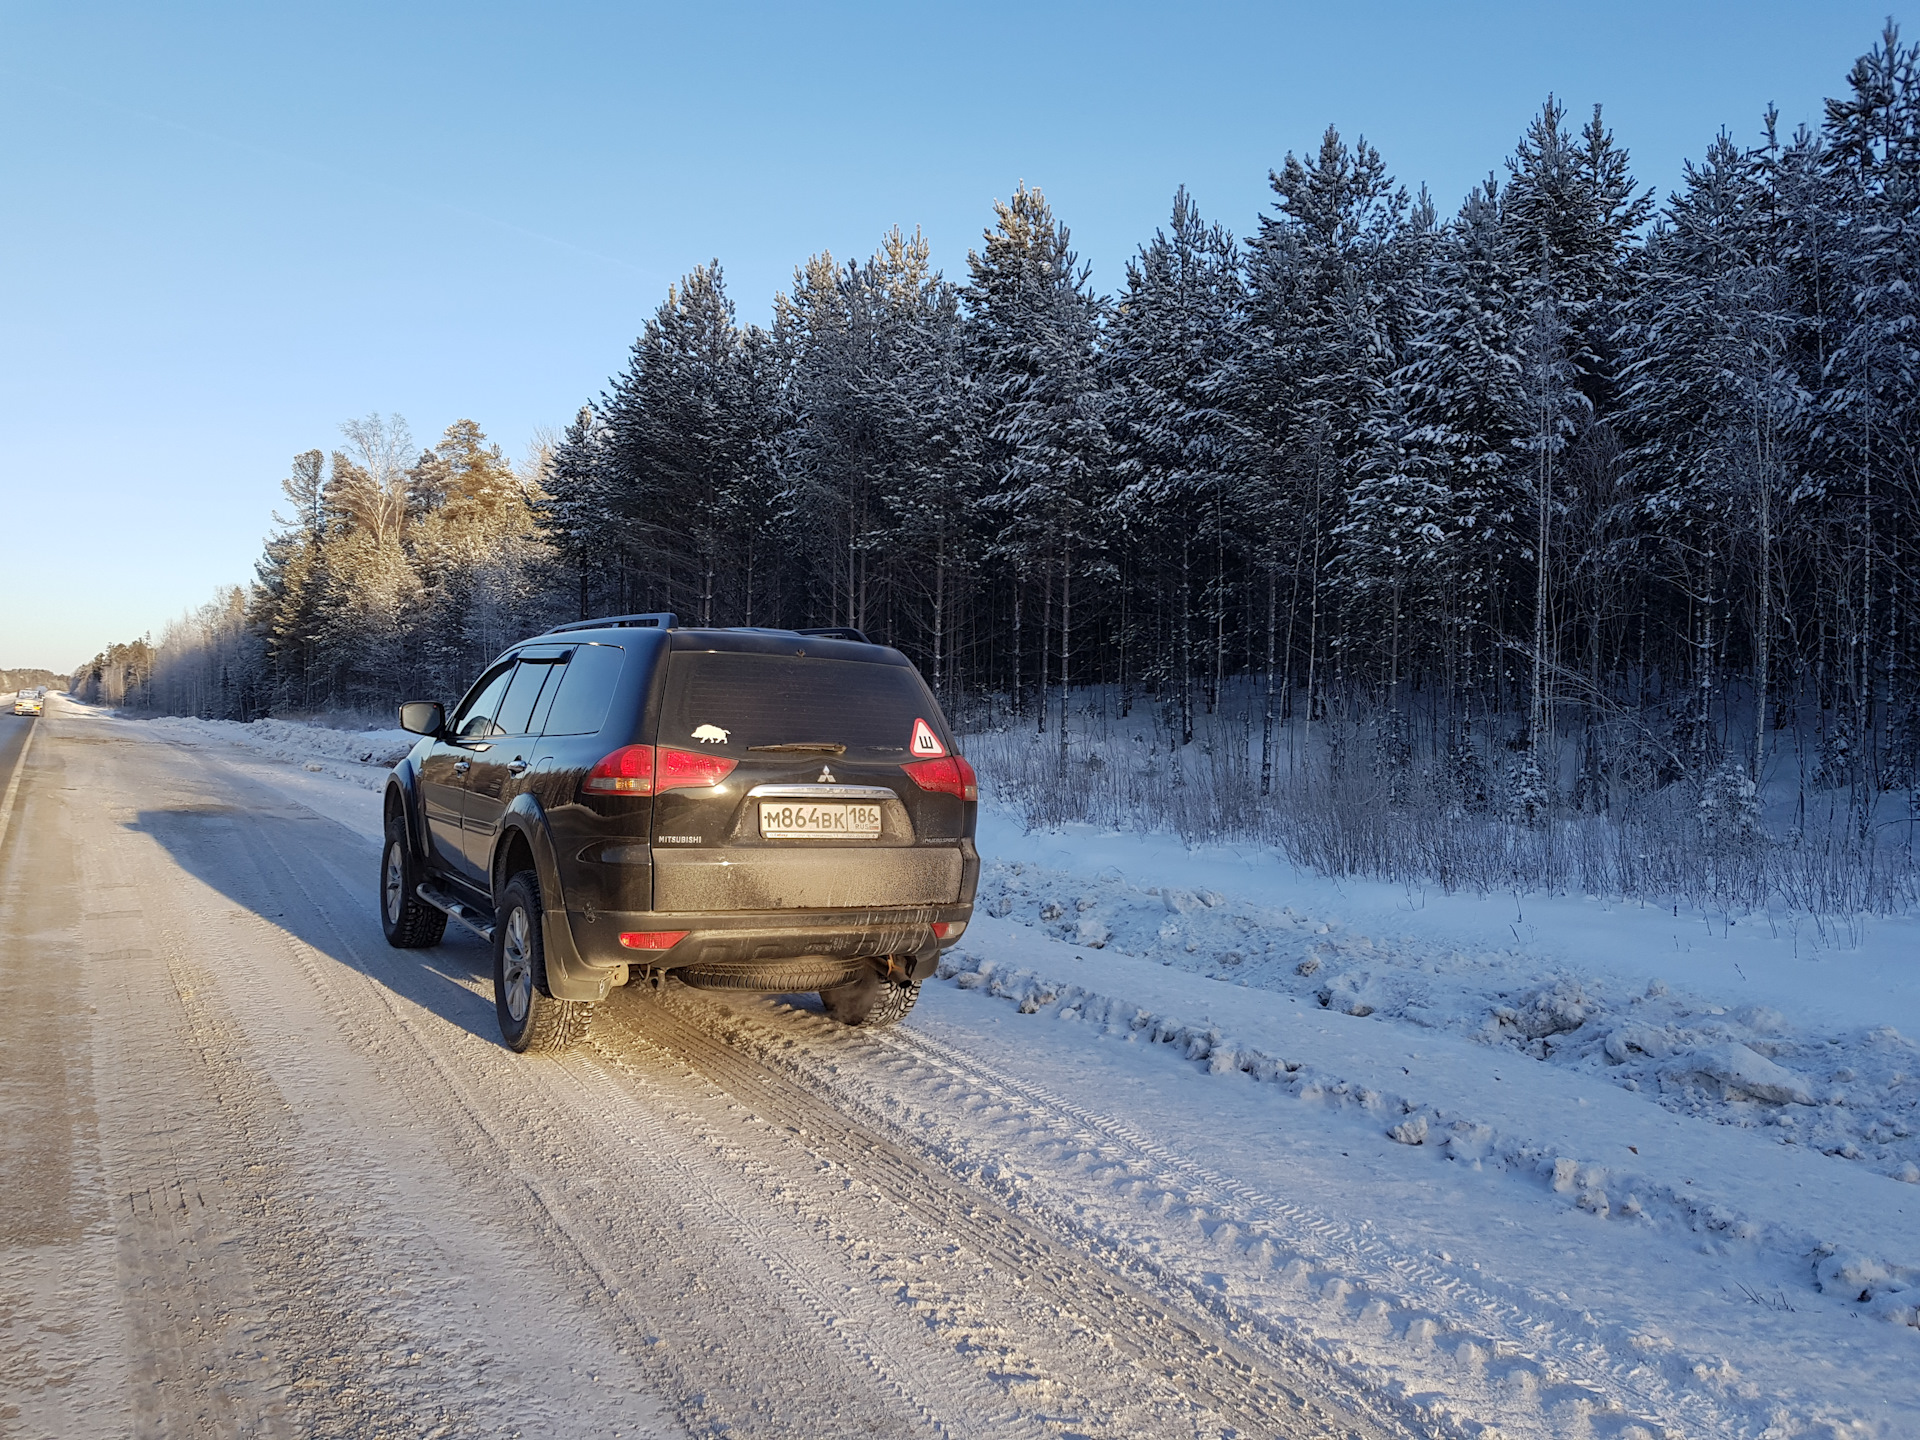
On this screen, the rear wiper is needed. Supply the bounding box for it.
[748,742,847,755]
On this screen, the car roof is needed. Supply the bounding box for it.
[522,616,909,667]
[666,628,910,666]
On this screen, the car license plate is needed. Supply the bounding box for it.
[759,801,882,838]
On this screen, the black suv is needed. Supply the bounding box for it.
[381,615,979,1051]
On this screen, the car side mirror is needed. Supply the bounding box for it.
[399,701,445,737]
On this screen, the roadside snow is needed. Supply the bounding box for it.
[970,815,1920,1186]
[930,807,1920,1433]
[934,936,1920,1314]
[85,708,399,841]
[135,714,415,785]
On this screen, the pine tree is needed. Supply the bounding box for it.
[1107,187,1248,745]
[409,420,553,694]
[1242,127,1426,762]
[599,264,774,624]
[1390,180,1530,714]
[780,230,969,646]
[1623,131,1808,782]
[1819,23,1920,805]
[1501,99,1650,798]
[253,449,327,711]
[539,405,610,620]
[963,185,1110,743]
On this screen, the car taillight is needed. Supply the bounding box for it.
[903,754,977,802]
[932,920,966,939]
[583,745,737,796]
[584,744,656,794]
[620,930,688,950]
[656,747,737,791]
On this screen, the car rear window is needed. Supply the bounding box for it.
[658,652,947,758]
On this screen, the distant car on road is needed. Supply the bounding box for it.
[381,614,979,1053]
[12,691,41,716]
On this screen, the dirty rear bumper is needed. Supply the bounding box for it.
[559,903,971,987]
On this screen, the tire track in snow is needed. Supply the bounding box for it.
[598,985,1402,1440]
[653,990,1721,1440]
[876,1022,1695,1433]
[224,785,920,1438]
[181,726,1389,1437]
[71,797,376,1436]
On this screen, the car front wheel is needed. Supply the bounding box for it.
[381,812,447,949]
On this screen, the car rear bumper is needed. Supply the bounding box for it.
[651,844,967,911]
[560,903,973,986]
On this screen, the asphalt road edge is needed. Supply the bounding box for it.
[0,715,38,853]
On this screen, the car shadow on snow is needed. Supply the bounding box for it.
[126,802,509,1048]
[127,800,839,1052]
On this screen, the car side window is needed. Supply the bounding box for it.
[491,661,553,738]
[526,650,574,736]
[540,643,626,736]
[452,662,517,740]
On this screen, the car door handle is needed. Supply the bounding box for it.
[507,759,529,775]
[453,759,471,775]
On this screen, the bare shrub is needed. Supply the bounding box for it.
[962,687,1920,934]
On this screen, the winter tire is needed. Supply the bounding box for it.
[381,812,447,949]
[820,966,920,1028]
[494,870,591,1053]
[865,978,921,1028]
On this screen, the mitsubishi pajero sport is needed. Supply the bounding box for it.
[381,615,979,1052]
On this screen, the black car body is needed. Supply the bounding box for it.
[381,615,978,1049]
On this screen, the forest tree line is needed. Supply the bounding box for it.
[78,26,1920,835]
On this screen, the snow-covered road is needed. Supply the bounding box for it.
[2,702,1398,1438]
[4,700,1915,1437]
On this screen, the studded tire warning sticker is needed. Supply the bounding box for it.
[910,718,946,757]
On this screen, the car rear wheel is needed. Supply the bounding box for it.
[494,870,591,1053]
[381,813,447,949]
[820,966,921,1028]
[865,978,921,1028]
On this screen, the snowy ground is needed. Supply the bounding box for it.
[940,833,1920,1431]
[12,704,1918,1437]
[132,712,416,812]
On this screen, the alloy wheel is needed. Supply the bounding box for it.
[385,842,405,924]
[502,906,533,1022]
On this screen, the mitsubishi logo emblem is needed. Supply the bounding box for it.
[818,766,837,784]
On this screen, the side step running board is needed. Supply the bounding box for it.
[416,883,495,942]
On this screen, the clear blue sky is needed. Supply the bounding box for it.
[0,1,1899,672]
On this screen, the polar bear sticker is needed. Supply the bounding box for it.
[692,724,730,744]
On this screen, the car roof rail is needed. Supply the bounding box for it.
[795,625,871,643]
[543,612,678,635]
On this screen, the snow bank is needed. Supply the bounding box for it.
[935,936,1920,1335]
[971,845,1920,1184]
[131,715,415,792]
